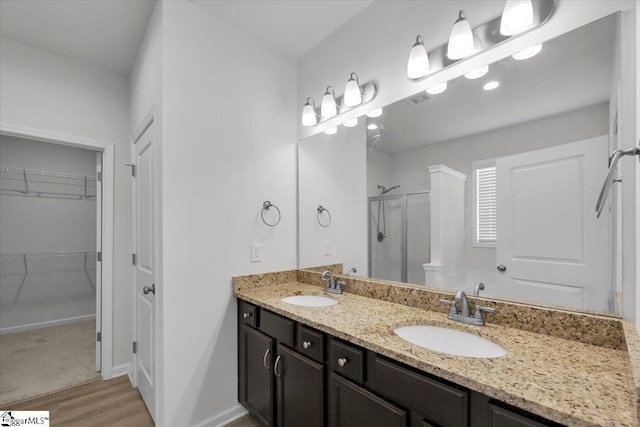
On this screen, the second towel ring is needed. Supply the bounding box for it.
[261,201,281,227]
[317,205,331,227]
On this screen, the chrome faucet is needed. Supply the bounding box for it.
[473,282,485,296]
[321,270,344,294]
[439,290,496,326]
[346,267,357,277]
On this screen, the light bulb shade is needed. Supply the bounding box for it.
[464,64,489,79]
[366,108,383,118]
[343,118,358,128]
[426,82,447,95]
[320,87,338,118]
[344,73,362,107]
[324,127,337,135]
[447,11,474,60]
[301,97,317,126]
[512,43,542,60]
[407,35,430,79]
[500,0,534,36]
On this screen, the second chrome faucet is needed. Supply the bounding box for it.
[321,271,345,294]
[439,290,495,326]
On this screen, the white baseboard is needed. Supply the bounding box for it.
[112,363,131,379]
[192,403,248,427]
[0,314,96,335]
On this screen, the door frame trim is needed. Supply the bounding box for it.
[0,121,115,379]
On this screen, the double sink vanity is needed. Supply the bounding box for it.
[234,268,640,427]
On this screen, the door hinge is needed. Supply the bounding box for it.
[97,332,102,342]
[97,171,103,182]
[133,341,137,354]
[132,253,137,265]
[97,251,102,262]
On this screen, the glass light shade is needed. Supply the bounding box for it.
[447,11,474,60]
[483,81,500,91]
[344,73,362,107]
[343,118,358,128]
[321,87,338,118]
[464,65,489,79]
[407,35,430,79]
[324,127,337,135]
[512,43,542,60]
[367,123,378,130]
[301,98,317,126]
[500,0,534,36]
[366,108,383,118]
[426,82,447,95]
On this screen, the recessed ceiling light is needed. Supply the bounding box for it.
[483,81,500,91]
[343,118,358,128]
[512,43,542,60]
[366,108,383,118]
[426,82,447,95]
[324,127,337,135]
[464,65,489,80]
[367,124,378,130]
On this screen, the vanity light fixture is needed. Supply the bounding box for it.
[464,64,489,80]
[500,0,534,36]
[483,81,500,91]
[512,43,542,60]
[301,97,318,126]
[321,86,338,118]
[407,35,430,79]
[343,118,358,128]
[426,82,447,95]
[344,73,363,107]
[367,123,378,130]
[324,126,338,135]
[447,10,474,60]
[366,108,383,118]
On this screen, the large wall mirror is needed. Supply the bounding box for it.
[298,13,624,316]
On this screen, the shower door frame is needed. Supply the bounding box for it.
[368,190,429,283]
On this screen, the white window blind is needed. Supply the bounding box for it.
[476,166,496,243]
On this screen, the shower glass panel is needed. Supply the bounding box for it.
[369,192,430,283]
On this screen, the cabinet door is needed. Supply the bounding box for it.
[329,372,406,427]
[276,343,324,427]
[239,324,274,427]
[488,404,554,427]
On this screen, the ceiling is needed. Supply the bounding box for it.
[369,14,617,155]
[194,0,374,59]
[0,0,156,76]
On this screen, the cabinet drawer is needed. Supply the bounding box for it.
[260,310,295,346]
[329,338,364,384]
[297,324,325,363]
[239,300,258,327]
[366,354,468,427]
[488,404,555,427]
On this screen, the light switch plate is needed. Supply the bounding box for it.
[251,243,262,262]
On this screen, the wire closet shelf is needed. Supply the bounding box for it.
[0,166,97,199]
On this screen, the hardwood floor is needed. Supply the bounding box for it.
[3,376,153,427]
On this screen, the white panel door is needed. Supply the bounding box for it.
[496,136,611,311]
[95,153,102,372]
[134,123,156,419]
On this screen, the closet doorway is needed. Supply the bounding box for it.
[0,123,114,405]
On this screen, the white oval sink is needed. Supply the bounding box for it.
[394,325,507,358]
[281,295,338,307]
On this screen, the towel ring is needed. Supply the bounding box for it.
[261,201,281,227]
[317,205,331,227]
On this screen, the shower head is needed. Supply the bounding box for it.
[378,184,400,195]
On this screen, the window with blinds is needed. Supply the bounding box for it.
[476,166,496,244]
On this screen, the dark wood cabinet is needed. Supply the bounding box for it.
[239,323,275,427]
[276,343,324,427]
[328,372,407,427]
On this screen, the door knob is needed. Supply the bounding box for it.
[497,265,507,272]
[143,284,156,295]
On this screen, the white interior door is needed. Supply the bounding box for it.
[134,123,156,419]
[496,136,611,311]
[95,153,102,372]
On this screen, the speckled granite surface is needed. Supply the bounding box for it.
[297,269,626,350]
[233,279,638,427]
[622,321,640,423]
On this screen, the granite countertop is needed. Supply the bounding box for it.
[234,281,637,427]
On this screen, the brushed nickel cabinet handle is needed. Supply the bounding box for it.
[274,355,282,377]
[302,341,312,349]
[243,312,252,319]
[337,358,347,367]
[263,348,270,370]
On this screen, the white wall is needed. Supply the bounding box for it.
[158,1,298,425]
[299,123,367,273]
[0,136,98,331]
[0,37,132,366]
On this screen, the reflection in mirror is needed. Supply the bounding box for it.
[298,13,623,316]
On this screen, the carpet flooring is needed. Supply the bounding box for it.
[0,320,99,405]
